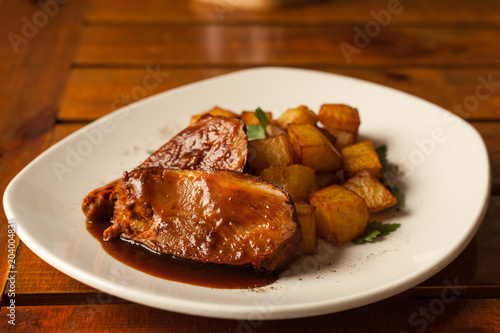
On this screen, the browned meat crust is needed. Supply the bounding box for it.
[103,168,304,271]
[82,115,247,223]
[82,180,118,223]
[140,115,247,171]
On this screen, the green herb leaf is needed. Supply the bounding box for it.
[254,107,269,129]
[353,230,381,244]
[376,145,388,167]
[247,107,270,140]
[246,124,266,140]
[387,186,402,205]
[376,144,403,207]
[353,221,400,244]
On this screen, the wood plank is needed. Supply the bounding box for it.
[56,67,500,188]
[51,123,88,145]
[4,292,127,307]
[75,25,500,67]
[86,0,500,25]
[0,0,89,305]
[1,299,499,332]
[472,123,500,192]
[59,68,232,120]
[58,68,500,121]
[9,243,97,295]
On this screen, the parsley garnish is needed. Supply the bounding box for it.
[246,125,266,140]
[246,107,269,140]
[377,144,402,206]
[376,145,388,167]
[353,221,401,244]
[387,186,402,205]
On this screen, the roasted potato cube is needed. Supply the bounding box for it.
[318,127,337,145]
[333,130,356,151]
[288,123,342,172]
[247,134,294,169]
[318,104,360,138]
[265,123,287,137]
[239,111,273,126]
[190,106,238,123]
[309,185,368,246]
[341,140,383,179]
[260,164,318,202]
[276,105,318,129]
[316,172,340,189]
[295,203,317,254]
[343,170,398,213]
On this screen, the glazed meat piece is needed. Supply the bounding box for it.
[140,115,247,172]
[103,168,304,271]
[82,180,118,223]
[82,115,248,223]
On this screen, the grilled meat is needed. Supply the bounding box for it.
[140,115,247,172]
[82,180,118,223]
[103,168,303,271]
[82,115,247,223]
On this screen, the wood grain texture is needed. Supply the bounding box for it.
[472,123,500,192]
[8,243,96,295]
[58,68,500,121]
[75,25,500,67]
[56,67,500,188]
[0,0,89,305]
[59,68,233,120]
[51,123,88,145]
[1,299,499,332]
[86,0,500,24]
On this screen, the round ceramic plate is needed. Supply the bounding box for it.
[3,67,490,320]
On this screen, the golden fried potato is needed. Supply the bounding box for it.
[239,110,273,126]
[247,134,295,170]
[190,106,238,123]
[333,130,356,151]
[318,104,360,139]
[318,127,337,145]
[309,184,368,246]
[265,123,287,137]
[260,164,318,202]
[295,202,317,254]
[341,140,383,179]
[276,105,318,129]
[315,172,340,189]
[287,123,342,172]
[343,169,398,213]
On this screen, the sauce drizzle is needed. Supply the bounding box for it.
[87,221,278,289]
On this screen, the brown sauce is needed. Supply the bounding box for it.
[87,221,279,289]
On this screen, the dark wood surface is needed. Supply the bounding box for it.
[1,0,499,331]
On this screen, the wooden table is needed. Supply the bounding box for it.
[1,0,499,331]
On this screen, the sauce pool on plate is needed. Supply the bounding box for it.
[87,221,279,289]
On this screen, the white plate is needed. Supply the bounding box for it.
[3,67,490,320]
